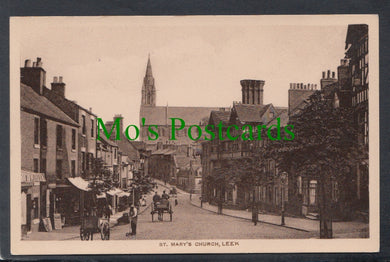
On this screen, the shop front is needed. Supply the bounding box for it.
[51,177,90,227]
[107,187,125,214]
[21,170,46,235]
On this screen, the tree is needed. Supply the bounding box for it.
[266,91,360,238]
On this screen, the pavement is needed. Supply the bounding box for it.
[22,179,369,240]
[153,179,369,239]
[22,189,154,241]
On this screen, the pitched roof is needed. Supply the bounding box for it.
[346,24,368,46]
[21,83,79,127]
[209,110,231,126]
[140,105,228,126]
[233,103,271,123]
[268,107,289,126]
[116,139,140,161]
[151,148,176,155]
[97,134,118,147]
[131,141,146,151]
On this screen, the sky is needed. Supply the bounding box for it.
[15,16,348,129]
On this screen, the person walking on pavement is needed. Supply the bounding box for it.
[129,204,138,236]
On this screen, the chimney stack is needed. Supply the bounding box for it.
[114,114,124,138]
[51,76,66,98]
[21,57,46,95]
[241,79,265,105]
[288,82,317,116]
[321,69,338,90]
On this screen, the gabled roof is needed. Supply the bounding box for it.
[209,110,231,126]
[346,24,368,46]
[268,107,289,126]
[140,105,228,126]
[233,103,271,123]
[21,83,79,127]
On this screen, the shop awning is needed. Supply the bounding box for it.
[21,170,46,186]
[118,191,130,197]
[96,192,106,199]
[67,177,91,192]
[106,187,123,196]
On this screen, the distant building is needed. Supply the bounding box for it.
[176,157,202,193]
[201,79,289,208]
[139,56,228,146]
[138,56,229,182]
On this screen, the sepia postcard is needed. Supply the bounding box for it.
[10,15,379,255]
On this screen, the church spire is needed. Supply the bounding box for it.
[146,53,153,77]
[141,55,156,106]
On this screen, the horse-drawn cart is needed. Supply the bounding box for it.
[151,199,173,222]
[80,215,110,240]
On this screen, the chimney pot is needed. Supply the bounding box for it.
[33,62,36,67]
[36,57,42,67]
[327,70,330,78]
[53,76,58,83]
[89,107,92,112]
[24,59,32,67]
[322,71,325,78]
[332,71,335,78]
[59,76,63,83]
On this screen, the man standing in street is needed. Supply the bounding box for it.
[153,191,161,203]
[129,204,138,236]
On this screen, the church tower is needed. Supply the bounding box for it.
[141,55,156,106]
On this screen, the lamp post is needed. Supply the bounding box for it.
[280,172,287,226]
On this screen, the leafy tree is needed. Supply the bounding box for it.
[266,91,360,238]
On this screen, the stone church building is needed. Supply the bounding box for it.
[139,56,228,148]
